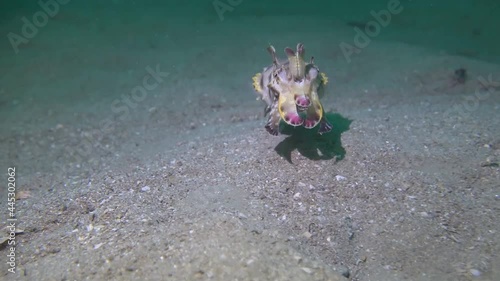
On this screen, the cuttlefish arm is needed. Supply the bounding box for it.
[264,100,281,135]
[284,43,306,81]
[303,66,332,133]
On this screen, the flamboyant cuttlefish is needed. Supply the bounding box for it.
[252,43,333,135]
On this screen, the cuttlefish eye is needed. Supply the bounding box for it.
[307,67,318,80]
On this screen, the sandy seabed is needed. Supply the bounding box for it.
[0,4,499,281]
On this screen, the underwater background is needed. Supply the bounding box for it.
[0,1,499,280]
